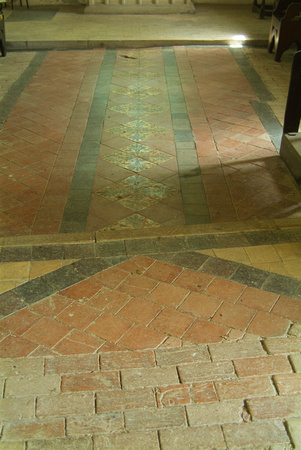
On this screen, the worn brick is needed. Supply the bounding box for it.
[94,431,160,449]
[45,354,99,375]
[159,425,226,449]
[263,337,301,355]
[156,385,191,407]
[97,388,155,412]
[0,357,44,377]
[66,412,124,435]
[191,382,218,403]
[0,397,35,420]
[209,340,266,361]
[27,436,93,450]
[215,376,275,400]
[2,418,65,441]
[233,355,292,377]
[273,373,301,395]
[290,352,301,373]
[223,421,290,447]
[125,407,186,430]
[178,361,236,383]
[5,375,60,397]
[61,371,120,392]
[155,346,210,366]
[0,442,25,449]
[101,350,155,371]
[36,392,94,417]
[187,400,243,426]
[247,394,301,420]
[121,367,179,389]
[286,418,301,449]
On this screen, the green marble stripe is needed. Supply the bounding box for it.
[162,47,210,225]
[60,49,117,233]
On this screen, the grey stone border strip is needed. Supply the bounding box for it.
[0,51,47,125]
[162,47,210,225]
[1,226,301,319]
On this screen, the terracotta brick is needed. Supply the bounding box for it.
[101,350,155,370]
[97,388,155,412]
[94,431,160,450]
[66,412,124,435]
[155,346,210,366]
[87,288,130,314]
[27,436,93,450]
[223,421,290,447]
[86,313,132,343]
[2,418,65,441]
[158,336,182,349]
[0,335,38,358]
[263,337,301,354]
[234,355,292,377]
[144,261,183,284]
[213,302,255,331]
[247,394,301,420]
[178,361,236,383]
[150,308,194,338]
[60,279,102,301]
[45,354,99,375]
[272,295,301,322]
[91,266,129,289]
[146,282,189,308]
[178,292,222,319]
[23,317,71,349]
[117,274,158,299]
[209,340,266,361]
[56,302,100,331]
[186,399,243,426]
[173,269,214,293]
[215,376,275,400]
[61,371,120,392]
[236,286,278,312]
[37,392,94,417]
[191,382,218,403]
[0,397,35,419]
[118,324,166,351]
[159,426,225,449]
[125,407,186,430]
[247,311,291,337]
[204,277,245,303]
[29,294,73,318]
[156,385,191,407]
[118,255,155,272]
[5,374,60,397]
[118,298,162,326]
[0,357,44,377]
[273,373,301,395]
[183,318,229,344]
[122,366,179,389]
[53,338,96,355]
[0,308,41,335]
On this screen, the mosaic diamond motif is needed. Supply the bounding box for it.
[114,71,160,80]
[111,86,162,99]
[109,102,168,119]
[121,143,173,164]
[96,175,179,211]
[102,214,160,231]
[103,151,154,172]
[107,120,167,142]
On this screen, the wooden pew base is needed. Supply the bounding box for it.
[280,133,301,184]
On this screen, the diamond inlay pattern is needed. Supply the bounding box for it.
[109,102,168,119]
[111,86,163,99]
[107,120,168,142]
[96,175,178,211]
